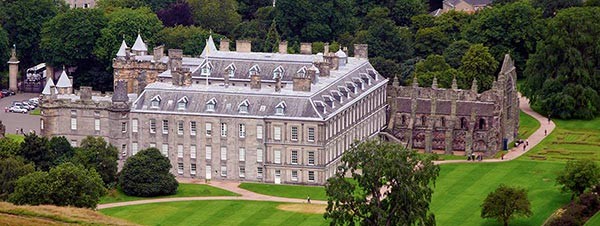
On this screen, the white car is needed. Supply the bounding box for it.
[9,106,28,113]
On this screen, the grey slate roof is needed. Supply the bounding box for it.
[446,0,492,6]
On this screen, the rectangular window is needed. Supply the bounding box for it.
[205,146,212,160]
[150,143,156,148]
[256,125,263,139]
[220,147,227,160]
[274,126,281,140]
[257,167,263,178]
[291,150,298,164]
[94,111,100,117]
[308,171,315,182]
[239,124,246,138]
[70,140,77,147]
[162,144,168,157]
[220,166,227,177]
[191,164,197,175]
[256,149,263,163]
[177,163,184,174]
[205,123,212,136]
[150,119,156,133]
[190,121,197,136]
[177,121,184,135]
[239,148,245,161]
[132,119,138,133]
[274,150,281,164]
[308,128,315,142]
[94,119,100,131]
[121,144,127,157]
[162,120,169,134]
[71,118,77,130]
[291,126,298,141]
[121,122,127,133]
[239,166,245,178]
[292,170,298,181]
[308,151,315,165]
[190,145,197,159]
[71,110,77,116]
[177,144,183,158]
[221,123,227,137]
[132,142,138,155]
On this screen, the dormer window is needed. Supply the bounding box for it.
[151,95,161,108]
[200,60,213,76]
[273,65,284,79]
[275,101,286,115]
[296,67,307,77]
[206,98,217,112]
[249,64,261,77]
[177,96,188,110]
[238,99,249,113]
[225,63,236,77]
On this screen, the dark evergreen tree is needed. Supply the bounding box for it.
[119,148,178,197]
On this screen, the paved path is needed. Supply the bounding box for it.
[98,94,554,210]
[434,94,556,164]
[0,93,41,135]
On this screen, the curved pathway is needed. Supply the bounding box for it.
[98,94,553,210]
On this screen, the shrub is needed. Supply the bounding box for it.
[119,148,178,197]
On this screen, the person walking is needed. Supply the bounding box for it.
[307,196,311,204]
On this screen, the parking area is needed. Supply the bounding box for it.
[0,93,41,135]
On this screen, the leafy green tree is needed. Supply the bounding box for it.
[0,0,67,69]
[41,8,107,68]
[20,133,51,171]
[263,20,280,52]
[0,157,34,200]
[443,40,471,68]
[237,0,272,20]
[481,184,533,226]
[414,54,461,88]
[73,136,118,186]
[556,159,600,200]
[0,27,9,71]
[390,0,428,26]
[400,57,422,85]
[157,1,194,27]
[459,44,498,92]
[414,27,450,57]
[0,137,21,159]
[462,1,542,74]
[10,162,106,208]
[119,148,178,197]
[433,10,471,42]
[410,14,435,32]
[157,26,223,56]
[97,0,176,12]
[585,0,600,6]
[189,0,241,35]
[523,7,600,119]
[370,56,400,80]
[48,136,74,167]
[324,140,439,225]
[94,7,163,63]
[532,0,583,17]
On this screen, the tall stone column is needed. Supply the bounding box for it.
[7,47,19,92]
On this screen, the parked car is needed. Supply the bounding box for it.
[21,102,35,110]
[8,106,28,113]
[2,89,14,96]
[28,97,39,106]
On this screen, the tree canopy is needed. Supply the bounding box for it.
[556,159,600,199]
[324,140,439,225]
[157,26,223,56]
[189,0,242,35]
[73,136,119,186]
[119,148,178,197]
[0,157,34,201]
[481,184,533,226]
[459,44,498,93]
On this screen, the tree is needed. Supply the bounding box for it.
[48,136,74,167]
[237,0,272,20]
[9,162,106,208]
[0,0,67,69]
[119,148,178,197]
[189,0,241,35]
[157,1,194,27]
[556,159,600,199]
[481,184,533,226]
[40,8,108,68]
[97,0,176,12]
[443,40,471,68]
[523,7,600,119]
[0,137,21,159]
[73,136,118,186]
[157,26,224,56]
[0,157,34,200]
[532,0,583,17]
[263,20,280,52]
[433,10,471,42]
[414,54,461,88]
[585,0,600,6]
[414,27,450,57]
[410,14,435,32]
[389,0,428,26]
[324,140,439,225]
[0,27,9,71]
[94,7,163,63]
[370,56,400,80]
[459,44,498,92]
[20,133,51,171]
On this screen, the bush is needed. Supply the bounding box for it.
[0,157,35,200]
[119,148,178,197]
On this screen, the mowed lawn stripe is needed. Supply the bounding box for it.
[236,202,278,226]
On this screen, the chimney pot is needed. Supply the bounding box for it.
[153,45,164,61]
[236,40,252,52]
[220,38,230,51]
[300,43,312,54]
[278,41,288,54]
[250,72,261,90]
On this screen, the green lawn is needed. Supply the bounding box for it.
[100,183,239,204]
[239,183,327,201]
[100,200,328,226]
[585,211,600,226]
[518,110,541,139]
[5,134,24,143]
[29,108,40,115]
[524,117,600,162]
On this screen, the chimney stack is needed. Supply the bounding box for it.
[220,38,230,51]
[278,41,288,54]
[168,49,183,71]
[250,71,261,90]
[293,69,312,92]
[274,76,281,92]
[153,45,164,61]
[324,43,330,55]
[236,40,252,52]
[315,61,330,77]
[79,86,92,100]
[353,44,368,59]
[300,43,312,54]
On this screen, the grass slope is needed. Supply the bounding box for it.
[100,183,239,204]
[525,117,600,162]
[585,211,600,226]
[101,200,328,226]
[5,134,24,143]
[0,201,136,226]
[518,110,541,139]
[239,183,327,201]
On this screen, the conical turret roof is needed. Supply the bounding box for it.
[132,34,147,52]
[42,77,57,95]
[201,35,218,57]
[56,70,72,88]
[116,40,128,57]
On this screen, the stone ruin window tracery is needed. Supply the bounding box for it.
[479,118,486,130]
[460,117,468,129]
